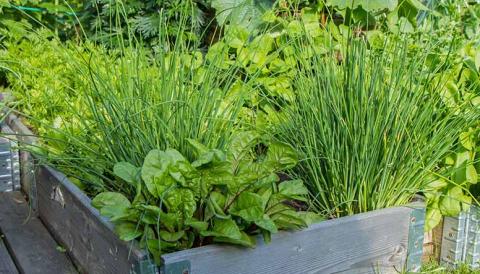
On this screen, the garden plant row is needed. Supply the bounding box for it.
[1,0,480,273]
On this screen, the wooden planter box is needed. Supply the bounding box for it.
[1,112,426,274]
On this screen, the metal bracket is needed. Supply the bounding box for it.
[441,206,480,269]
[406,206,426,272]
[0,123,21,192]
[160,260,191,274]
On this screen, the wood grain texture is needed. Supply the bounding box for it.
[0,239,18,274]
[162,206,414,274]
[5,113,154,274]
[35,166,151,274]
[0,191,76,274]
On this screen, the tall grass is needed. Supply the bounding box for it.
[277,38,479,217]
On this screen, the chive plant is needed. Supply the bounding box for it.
[33,22,254,196]
[277,39,479,217]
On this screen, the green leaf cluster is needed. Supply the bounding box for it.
[92,133,318,262]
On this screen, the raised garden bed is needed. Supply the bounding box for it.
[1,112,426,274]
[440,206,480,269]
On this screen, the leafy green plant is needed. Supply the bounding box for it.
[0,0,82,41]
[92,133,318,262]
[277,38,479,217]
[414,0,480,231]
[80,0,208,47]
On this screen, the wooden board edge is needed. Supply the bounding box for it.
[162,204,419,263]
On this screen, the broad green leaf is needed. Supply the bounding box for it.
[405,0,429,11]
[278,179,308,201]
[113,162,140,185]
[192,149,226,168]
[297,212,325,226]
[206,192,228,220]
[229,131,260,160]
[265,141,298,170]
[141,149,174,197]
[286,20,302,36]
[327,0,397,11]
[229,192,264,222]
[185,219,209,231]
[160,230,185,242]
[201,218,243,240]
[460,132,474,151]
[425,208,442,231]
[165,188,197,218]
[255,215,278,233]
[92,192,131,220]
[271,209,308,230]
[439,187,466,216]
[425,179,447,191]
[466,164,478,184]
[165,148,198,182]
[214,231,256,247]
[224,25,250,48]
[187,138,209,157]
[115,222,142,241]
[366,30,385,49]
[211,0,274,30]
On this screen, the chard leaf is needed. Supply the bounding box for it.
[271,209,308,230]
[160,230,185,242]
[214,231,256,248]
[165,148,198,181]
[192,149,226,168]
[185,219,209,231]
[278,179,309,201]
[141,149,174,197]
[186,138,209,156]
[92,192,131,220]
[265,141,299,171]
[255,215,278,233]
[229,192,264,222]
[165,188,197,219]
[115,222,142,241]
[297,212,325,226]
[229,131,260,161]
[113,162,140,185]
[206,192,229,219]
[201,218,243,240]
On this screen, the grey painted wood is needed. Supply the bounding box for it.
[0,191,76,274]
[162,206,414,274]
[4,113,154,274]
[0,239,18,274]
[3,113,37,202]
[35,165,152,274]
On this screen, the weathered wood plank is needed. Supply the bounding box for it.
[0,239,18,274]
[3,113,155,274]
[3,113,37,203]
[0,191,76,274]
[35,166,152,274]
[162,206,414,274]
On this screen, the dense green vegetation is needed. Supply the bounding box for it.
[2,0,480,269]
